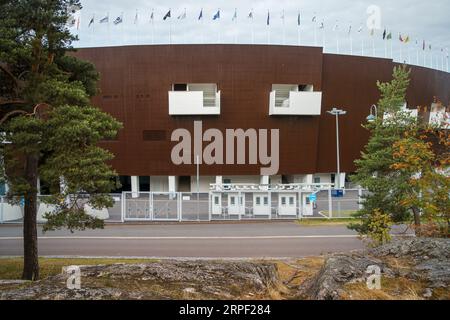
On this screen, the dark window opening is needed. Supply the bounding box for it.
[178,176,191,192]
[139,176,150,192]
[111,176,131,193]
[173,83,187,91]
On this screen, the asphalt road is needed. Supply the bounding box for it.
[0,222,394,258]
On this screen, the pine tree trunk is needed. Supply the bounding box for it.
[22,153,39,281]
[412,207,421,237]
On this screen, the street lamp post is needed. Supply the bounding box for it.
[366,104,378,123]
[327,107,347,189]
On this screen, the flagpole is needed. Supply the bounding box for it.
[361,38,364,56]
[151,12,154,45]
[390,39,393,59]
[251,12,254,45]
[350,34,353,55]
[372,36,375,57]
[169,11,172,45]
[384,40,387,59]
[282,10,285,45]
[314,23,317,46]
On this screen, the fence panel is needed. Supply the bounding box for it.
[124,192,151,220]
[180,193,209,221]
[152,193,179,221]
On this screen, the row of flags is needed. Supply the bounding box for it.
[67,8,448,55]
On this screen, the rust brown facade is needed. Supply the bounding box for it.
[73,45,450,178]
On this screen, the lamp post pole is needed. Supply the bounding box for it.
[327,108,347,189]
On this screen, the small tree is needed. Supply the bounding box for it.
[390,101,449,237]
[0,0,122,280]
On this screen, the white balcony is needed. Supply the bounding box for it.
[383,103,418,124]
[269,85,322,116]
[168,83,220,115]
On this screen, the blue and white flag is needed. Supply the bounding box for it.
[213,9,220,20]
[178,9,186,20]
[163,10,171,20]
[88,15,94,27]
[99,14,108,23]
[198,8,203,20]
[113,14,122,25]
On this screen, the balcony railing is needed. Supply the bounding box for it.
[269,91,322,115]
[168,90,221,115]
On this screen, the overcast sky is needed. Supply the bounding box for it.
[71,0,450,71]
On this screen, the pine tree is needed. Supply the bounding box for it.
[0,0,122,280]
[349,66,415,244]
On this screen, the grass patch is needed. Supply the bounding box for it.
[296,218,360,226]
[0,258,159,280]
[341,276,428,300]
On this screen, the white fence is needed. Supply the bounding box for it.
[0,187,366,223]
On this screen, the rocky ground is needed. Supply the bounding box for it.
[0,238,448,300]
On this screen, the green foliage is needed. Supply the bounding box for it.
[350,65,449,241]
[349,66,414,239]
[0,0,122,233]
[366,209,393,247]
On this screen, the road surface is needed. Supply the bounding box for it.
[0,222,404,258]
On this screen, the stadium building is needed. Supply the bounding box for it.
[72,44,449,194]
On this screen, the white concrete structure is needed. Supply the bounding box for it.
[131,176,139,198]
[84,204,109,220]
[37,203,57,222]
[269,84,322,116]
[1,203,22,222]
[169,83,221,115]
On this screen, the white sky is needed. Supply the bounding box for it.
[70,0,450,71]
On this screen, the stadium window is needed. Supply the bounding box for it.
[173,83,187,91]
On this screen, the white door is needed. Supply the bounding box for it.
[211,194,222,215]
[302,194,313,216]
[253,194,271,216]
[228,194,244,215]
[278,194,297,216]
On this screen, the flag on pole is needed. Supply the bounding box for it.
[319,21,324,29]
[386,32,392,40]
[423,40,426,51]
[134,10,138,24]
[399,33,403,42]
[297,12,301,26]
[312,15,316,22]
[150,10,154,23]
[213,9,220,20]
[404,36,410,43]
[232,8,237,21]
[248,10,253,19]
[280,10,285,22]
[178,9,186,20]
[267,11,270,25]
[88,15,94,27]
[382,29,386,40]
[332,21,338,31]
[99,14,109,24]
[163,10,171,20]
[113,14,123,25]
[358,24,363,33]
[348,25,352,35]
[198,9,203,20]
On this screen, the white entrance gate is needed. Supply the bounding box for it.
[253,193,271,216]
[302,193,314,216]
[227,193,244,216]
[278,193,297,216]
